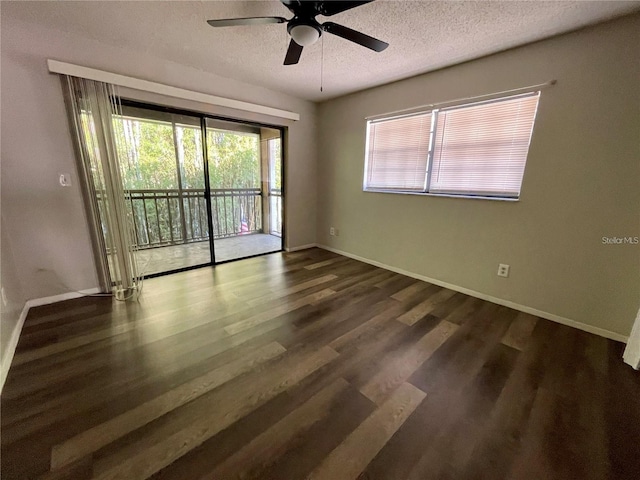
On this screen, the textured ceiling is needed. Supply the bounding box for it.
[3,1,640,101]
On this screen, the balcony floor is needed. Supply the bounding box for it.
[135,234,282,276]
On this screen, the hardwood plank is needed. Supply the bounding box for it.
[4,295,290,404]
[403,343,520,479]
[359,269,396,286]
[147,312,416,480]
[250,382,375,480]
[207,378,350,479]
[2,248,638,480]
[50,341,286,470]
[442,295,484,325]
[148,365,376,480]
[605,341,640,479]
[359,319,459,405]
[390,280,432,302]
[328,299,404,352]
[91,346,339,480]
[11,321,138,367]
[501,312,539,350]
[458,327,547,480]
[373,272,409,289]
[2,320,286,435]
[427,291,467,319]
[506,387,566,479]
[396,287,457,326]
[22,302,111,334]
[505,323,611,480]
[307,382,425,480]
[279,281,417,351]
[304,257,349,270]
[358,306,514,480]
[224,288,336,335]
[408,303,515,394]
[36,457,92,480]
[246,273,338,306]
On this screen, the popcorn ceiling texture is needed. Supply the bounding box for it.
[3,0,639,101]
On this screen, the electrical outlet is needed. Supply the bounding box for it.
[497,264,510,278]
[330,227,335,236]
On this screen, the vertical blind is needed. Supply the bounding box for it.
[64,76,142,299]
[430,93,540,197]
[363,91,541,198]
[365,112,432,191]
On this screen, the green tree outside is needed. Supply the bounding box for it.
[111,116,265,245]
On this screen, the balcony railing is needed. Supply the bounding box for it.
[115,188,272,250]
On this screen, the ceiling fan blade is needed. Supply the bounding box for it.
[321,22,388,52]
[207,17,288,27]
[284,39,304,65]
[317,1,375,16]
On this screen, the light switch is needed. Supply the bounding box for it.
[59,173,72,187]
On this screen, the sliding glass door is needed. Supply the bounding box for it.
[107,102,284,277]
[114,106,211,276]
[266,132,283,237]
[205,119,283,263]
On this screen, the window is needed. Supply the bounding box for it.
[364,92,540,199]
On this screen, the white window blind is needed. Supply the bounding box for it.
[365,112,432,191]
[363,91,541,199]
[430,93,540,197]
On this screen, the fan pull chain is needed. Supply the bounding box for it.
[320,35,324,93]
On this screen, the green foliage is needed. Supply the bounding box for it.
[269,138,282,191]
[103,114,279,248]
[207,130,260,189]
[177,125,205,189]
[114,117,178,189]
[112,117,262,192]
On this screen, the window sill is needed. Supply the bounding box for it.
[363,189,520,202]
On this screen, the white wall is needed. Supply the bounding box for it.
[1,9,638,357]
[0,17,317,305]
[317,14,640,338]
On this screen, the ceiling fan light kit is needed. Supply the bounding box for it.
[207,0,388,65]
[289,23,321,46]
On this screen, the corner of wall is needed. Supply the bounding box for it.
[0,302,29,393]
[0,215,29,393]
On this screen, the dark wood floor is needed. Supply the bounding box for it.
[2,248,639,479]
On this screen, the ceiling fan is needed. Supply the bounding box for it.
[206,0,389,65]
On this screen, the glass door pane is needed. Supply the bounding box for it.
[205,118,283,262]
[267,134,283,236]
[114,106,211,276]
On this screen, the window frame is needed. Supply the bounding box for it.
[363,91,541,201]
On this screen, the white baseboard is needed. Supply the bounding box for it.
[0,287,102,394]
[317,244,629,344]
[25,288,101,308]
[285,243,318,252]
